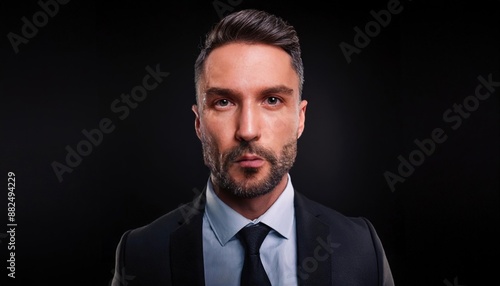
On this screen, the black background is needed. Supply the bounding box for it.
[1,0,499,285]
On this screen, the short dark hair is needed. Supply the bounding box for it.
[194,9,304,101]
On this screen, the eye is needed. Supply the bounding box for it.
[215,99,231,107]
[265,97,281,105]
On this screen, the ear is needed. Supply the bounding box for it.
[192,104,202,140]
[297,99,307,139]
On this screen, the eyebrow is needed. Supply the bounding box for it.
[204,85,294,98]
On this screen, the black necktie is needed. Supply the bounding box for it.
[238,223,272,286]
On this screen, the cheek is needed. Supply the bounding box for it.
[264,113,299,138]
[200,118,233,150]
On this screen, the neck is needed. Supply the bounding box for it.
[212,174,288,220]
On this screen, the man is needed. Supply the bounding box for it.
[112,9,394,286]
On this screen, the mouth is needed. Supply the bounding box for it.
[235,154,265,168]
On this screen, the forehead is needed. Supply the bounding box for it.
[201,43,299,97]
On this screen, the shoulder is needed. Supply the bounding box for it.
[295,191,373,225]
[294,191,382,245]
[123,199,203,250]
[112,198,205,285]
[117,192,205,256]
[294,191,394,285]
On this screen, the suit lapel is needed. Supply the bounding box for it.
[170,190,206,286]
[169,189,335,285]
[295,192,333,286]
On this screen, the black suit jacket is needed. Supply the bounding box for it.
[112,189,394,285]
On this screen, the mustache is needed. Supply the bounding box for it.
[224,142,278,167]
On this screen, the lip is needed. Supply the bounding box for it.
[236,155,265,168]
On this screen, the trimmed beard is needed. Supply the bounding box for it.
[201,135,297,199]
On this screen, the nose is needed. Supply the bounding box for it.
[235,104,261,142]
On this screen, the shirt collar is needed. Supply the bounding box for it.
[205,174,295,246]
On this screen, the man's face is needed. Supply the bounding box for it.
[193,43,307,198]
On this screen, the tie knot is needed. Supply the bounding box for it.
[238,223,271,255]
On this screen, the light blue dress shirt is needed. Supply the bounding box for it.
[202,174,298,286]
